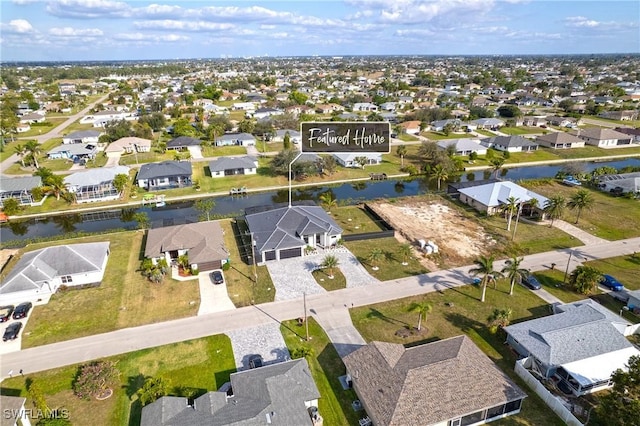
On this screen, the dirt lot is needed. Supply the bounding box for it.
[370,199,496,270]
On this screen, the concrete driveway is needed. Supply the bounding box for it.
[0,315,30,355]
[226,323,290,371]
[187,146,203,159]
[197,271,235,315]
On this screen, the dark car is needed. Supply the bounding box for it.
[248,354,263,369]
[211,270,224,285]
[3,322,22,342]
[12,302,32,320]
[0,306,14,323]
[521,273,542,290]
[601,274,624,291]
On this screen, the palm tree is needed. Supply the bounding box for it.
[408,301,432,331]
[24,140,41,169]
[569,266,603,295]
[321,254,339,279]
[501,256,528,296]
[527,197,539,217]
[318,192,337,212]
[487,308,513,333]
[502,196,520,231]
[429,164,449,191]
[398,243,412,266]
[396,145,407,167]
[469,255,503,302]
[368,248,384,270]
[14,143,26,167]
[567,189,595,224]
[42,174,68,201]
[544,195,566,226]
[489,157,505,178]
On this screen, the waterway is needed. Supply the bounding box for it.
[2,158,639,245]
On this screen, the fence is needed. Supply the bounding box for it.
[514,358,584,426]
[341,204,395,242]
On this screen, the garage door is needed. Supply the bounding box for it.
[197,260,222,272]
[264,251,276,261]
[279,247,302,259]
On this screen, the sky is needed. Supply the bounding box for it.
[1,0,639,62]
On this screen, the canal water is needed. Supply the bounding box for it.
[2,158,639,245]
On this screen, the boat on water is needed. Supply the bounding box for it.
[562,176,582,186]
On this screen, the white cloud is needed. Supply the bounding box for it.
[2,19,35,33]
[347,0,495,24]
[46,0,132,19]
[49,27,104,37]
[565,16,600,28]
[133,20,234,32]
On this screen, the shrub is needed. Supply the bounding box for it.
[222,262,230,271]
[72,361,120,400]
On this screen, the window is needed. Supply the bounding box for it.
[504,399,522,414]
[61,275,73,284]
[486,404,505,419]
[449,419,461,426]
[461,410,484,425]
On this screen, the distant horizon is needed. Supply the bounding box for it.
[1,1,639,62]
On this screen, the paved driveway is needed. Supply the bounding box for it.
[187,146,203,159]
[226,323,290,370]
[197,271,236,315]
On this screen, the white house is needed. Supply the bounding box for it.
[333,152,382,168]
[437,138,488,156]
[352,102,378,112]
[215,133,256,147]
[0,242,110,305]
[62,130,101,144]
[64,166,130,203]
[208,156,258,178]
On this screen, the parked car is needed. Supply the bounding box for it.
[521,273,542,290]
[211,270,224,285]
[248,354,263,369]
[3,322,22,341]
[12,302,32,320]
[601,274,624,291]
[0,306,14,322]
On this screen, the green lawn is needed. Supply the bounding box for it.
[422,131,469,140]
[344,237,429,279]
[521,182,640,240]
[312,268,347,291]
[475,129,495,137]
[584,254,640,291]
[500,126,542,135]
[397,133,419,142]
[0,334,235,426]
[328,205,387,234]
[201,145,247,157]
[349,283,565,426]
[280,318,361,426]
[16,231,199,348]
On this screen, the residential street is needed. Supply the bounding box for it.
[2,236,639,380]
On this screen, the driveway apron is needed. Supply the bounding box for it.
[197,272,235,315]
[226,323,290,370]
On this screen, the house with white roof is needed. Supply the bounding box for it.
[333,152,382,168]
[456,181,548,218]
[64,166,130,203]
[0,176,42,208]
[505,300,640,396]
[62,130,102,144]
[0,242,110,305]
[437,139,487,156]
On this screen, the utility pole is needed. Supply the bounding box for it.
[563,250,574,284]
[511,202,522,241]
[250,232,258,283]
[303,292,309,341]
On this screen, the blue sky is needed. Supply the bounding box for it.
[1,0,639,61]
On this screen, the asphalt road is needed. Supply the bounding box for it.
[2,236,639,379]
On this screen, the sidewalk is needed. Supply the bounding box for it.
[551,219,609,245]
[314,307,366,358]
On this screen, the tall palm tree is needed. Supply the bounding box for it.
[469,255,503,302]
[368,248,384,270]
[527,197,539,217]
[396,145,407,167]
[408,300,432,331]
[13,143,26,167]
[544,195,566,226]
[24,140,41,169]
[502,196,520,231]
[42,174,67,201]
[429,164,449,191]
[501,256,528,296]
[321,254,339,279]
[567,189,595,224]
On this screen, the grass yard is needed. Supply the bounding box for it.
[499,126,543,135]
[201,145,247,157]
[220,219,275,306]
[328,205,387,234]
[280,318,361,426]
[344,237,429,280]
[349,282,565,426]
[312,268,347,291]
[532,269,589,303]
[397,133,419,142]
[18,118,68,137]
[0,334,235,426]
[18,231,200,348]
[521,181,640,240]
[257,142,284,153]
[421,131,468,140]
[583,253,640,291]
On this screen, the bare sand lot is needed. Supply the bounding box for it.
[370,199,496,270]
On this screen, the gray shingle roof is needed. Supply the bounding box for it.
[0,176,41,192]
[208,156,257,173]
[64,166,130,187]
[343,336,526,426]
[137,161,192,180]
[64,130,101,139]
[140,358,319,426]
[48,143,97,157]
[504,303,634,366]
[0,243,110,295]
[489,135,538,148]
[577,128,630,140]
[144,222,228,264]
[166,136,201,148]
[245,205,342,254]
[535,132,584,145]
